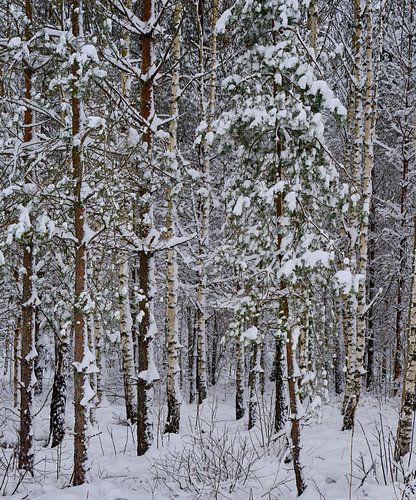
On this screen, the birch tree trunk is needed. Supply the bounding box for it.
[395,217,416,460]
[164,0,182,435]
[50,322,69,448]
[344,0,378,430]
[342,0,364,430]
[119,260,136,423]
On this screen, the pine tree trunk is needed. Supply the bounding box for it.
[19,0,36,472]
[71,0,89,485]
[19,241,36,472]
[136,0,158,457]
[275,181,306,494]
[285,300,307,496]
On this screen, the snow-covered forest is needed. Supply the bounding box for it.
[0,0,415,498]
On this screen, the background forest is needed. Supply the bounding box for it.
[0,0,415,498]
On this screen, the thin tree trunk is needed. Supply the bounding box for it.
[165,0,182,435]
[93,314,104,404]
[248,341,259,430]
[342,0,364,430]
[50,323,69,448]
[188,309,195,403]
[195,0,218,405]
[274,335,285,432]
[285,299,307,496]
[19,241,36,472]
[344,0,376,430]
[34,307,44,396]
[71,0,90,485]
[136,0,158,457]
[235,334,245,420]
[119,260,136,423]
[188,308,196,404]
[395,216,416,460]
[19,0,36,472]
[13,316,21,408]
[275,185,306,494]
[393,0,414,389]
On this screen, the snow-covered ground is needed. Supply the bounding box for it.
[0,388,413,499]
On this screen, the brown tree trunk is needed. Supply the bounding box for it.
[71,0,89,485]
[19,242,36,472]
[19,0,36,473]
[136,0,158,457]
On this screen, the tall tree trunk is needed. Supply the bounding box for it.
[195,0,218,405]
[165,0,182,435]
[276,185,306,494]
[71,0,91,485]
[393,0,414,391]
[342,0,364,430]
[285,300,307,496]
[19,0,36,473]
[137,0,158,456]
[19,241,36,472]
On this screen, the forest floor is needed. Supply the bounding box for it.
[0,385,413,499]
